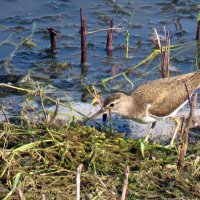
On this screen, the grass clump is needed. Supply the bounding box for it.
[0,120,200,200]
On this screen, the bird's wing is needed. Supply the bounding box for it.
[133,72,200,117]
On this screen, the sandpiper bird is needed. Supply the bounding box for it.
[89,72,200,147]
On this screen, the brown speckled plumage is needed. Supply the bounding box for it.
[90,72,200,124]
[129,72,200,119]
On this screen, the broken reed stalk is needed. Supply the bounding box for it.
[196,5,200,40]
[47,27,58,53]
[76,164,83,200]
[84,85,107,123]
[91,86,107,122]
[162,29,170,78]
[121,165,129,200]
[153,28,162,51]
[80,8,87,66]
[195,21,200,40]
[196,7,200,69]
[177,93,197,173]
[106,19,113,55]
[91,86,104,108]
[93,86,107,122]
[196,39,200,70]
[154,28,170,78]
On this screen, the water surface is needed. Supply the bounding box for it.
[0,0,199,122]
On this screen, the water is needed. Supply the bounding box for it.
[0,0,199,129]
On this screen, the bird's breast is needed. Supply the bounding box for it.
[137,115,158,124]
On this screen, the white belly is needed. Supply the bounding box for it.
[143,100,189,124]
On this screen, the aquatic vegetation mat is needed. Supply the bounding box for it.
[0,122,200,199]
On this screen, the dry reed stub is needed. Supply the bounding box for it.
[80,8,87,67]
[106,19,113,55]
[47,27,58,53]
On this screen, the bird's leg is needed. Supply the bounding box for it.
[144,122,156,143]
[166,117,181,148]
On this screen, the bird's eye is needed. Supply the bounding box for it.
[109,103,115,107]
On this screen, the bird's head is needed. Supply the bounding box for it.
[88,92,131,120]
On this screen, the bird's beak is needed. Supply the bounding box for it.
[84,108,106,123]
[89,108,106,120]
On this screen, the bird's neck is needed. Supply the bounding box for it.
[124,95,146,122]
[119,95,135,118]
